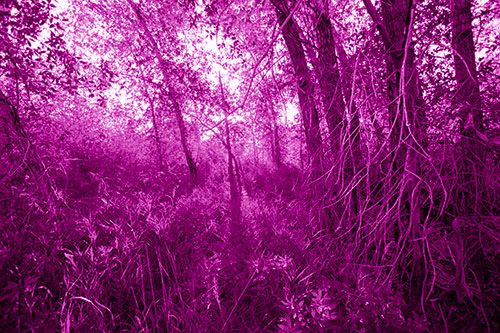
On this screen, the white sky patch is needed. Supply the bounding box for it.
[284,102,299,124]
[52,0,70,15]
[107,82,132,105]
[186,28,242,95]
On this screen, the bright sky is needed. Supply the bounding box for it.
[48,0,300,128]
[53,0,69,15]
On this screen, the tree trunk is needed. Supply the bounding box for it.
[363,0,422,216]
[450,0,489,293]
[450,0,485,214]
[143,92,164,172]
[0,91,35,176]
[451,0,484,135]
[136,60,166,174]
[336,44,363,219]
[226,117,243,243]
[272,113,281,168]
[272,0,332,230]
[128,0,198,184]
[271,0,323,175]
[264,89,282,168]
[0,91,49,216]
[218,75,243,248]
[383,0,424,303]
[252,113,259,166]
[0,92,20,155]
[314,0,345,156]
[363,0,425,303]
[171,93,198,183]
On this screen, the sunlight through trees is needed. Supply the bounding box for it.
[1,0,499,331]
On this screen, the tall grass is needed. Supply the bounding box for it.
[1,153,499,332]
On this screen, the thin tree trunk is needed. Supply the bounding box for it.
[0,91,50,215]
[226,117,242,240]
[128,0,198,184]
[264,89,282,168]
[136,59,166,173]
[363,0,421,212]
[451,0,485,197]
[273,114,281,168]
[218,75,243,247]
[0,92,21,155]
[0,91,37,175]
[337,46,363,219]
[299,140,304,169]
[151,102,164,172]
[233,155,243,197]
[252,114,258,166]
[144,93,164,172]
[313,2,364,221]
[171,94,198,183]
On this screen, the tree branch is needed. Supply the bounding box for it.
[361,0,392,51]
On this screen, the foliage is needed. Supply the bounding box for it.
[1,0,500,332]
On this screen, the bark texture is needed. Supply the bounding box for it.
[272,0,334,230]
[314,0,344,155]
[450,0,485,213]
[271,0,323,175]
[451,0,483,134]
[363,0,426,304]
[450,0,489,292]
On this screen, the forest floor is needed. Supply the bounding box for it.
[1,157,499,332]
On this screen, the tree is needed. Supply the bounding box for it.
[270,0,323,175]
[1,0,49,158]
[450,0,485,206]
[362,0,427,303]
[271,0,340,232]
[127,0,199,184]
[217,76,244,252]
[0,0,72,208]
[0,91,29,174]
[135,61,165,172]
[450,0,489,298]
[451,0,484,136]
[309,0,364,220]
[258,84,282,169]
[312,0,345,156]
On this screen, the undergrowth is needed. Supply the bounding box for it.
[1,155,499,332]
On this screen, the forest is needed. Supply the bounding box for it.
[1,0,499,331]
